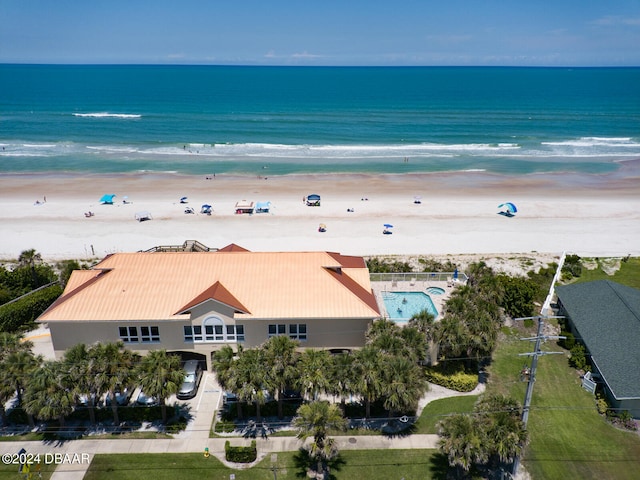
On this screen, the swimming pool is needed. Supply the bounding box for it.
[426,286,445,295]
[382,291,438,321]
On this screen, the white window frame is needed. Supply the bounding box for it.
[118,326,139,343]
[289,324,307,341]
[183,325,203,342]
[185,317,243,343]
[140,326,160,343]
[268,324,286,338]
[269,323,307,341]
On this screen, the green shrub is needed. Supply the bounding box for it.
[424,368,477,392]
[0,284,63,332]
[365,257,413,273]
[498,275,537,318]
[562,254,583,278]
[165,416,188,434]
[214,418,236,433]
[224,440,257,463]
[569,344,589,371]
[596,395,609,415]
[559,331,576,350]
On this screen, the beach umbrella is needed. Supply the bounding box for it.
[453,268,459,280]
[201,204,211,209]
[384,223,394,228]
[180,196,188,203]
[498,202,517,213]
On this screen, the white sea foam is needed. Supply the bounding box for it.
[86,145,140,154]
[73,112,141,119]
[542,137,640,147]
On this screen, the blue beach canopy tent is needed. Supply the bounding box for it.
[497,202,517,217]
[383,223,394,235]
[201,204,212,214]
[99,194,116,205]
[306,194,321,206]
[180,196,188,204]
[256,201,271,213]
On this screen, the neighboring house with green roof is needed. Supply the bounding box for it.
[555,280,640,418]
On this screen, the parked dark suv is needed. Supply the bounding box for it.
[177,360,203,399]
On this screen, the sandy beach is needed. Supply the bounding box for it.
[1,164,639,262]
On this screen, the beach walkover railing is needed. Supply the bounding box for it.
[142,240,213,253]
[369,272,468,284]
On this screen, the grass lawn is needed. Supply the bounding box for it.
[487,327,640,480]
[414,395,479,434]
[84,449,444,480]
[0,460,56,480]
[572,257,640,289]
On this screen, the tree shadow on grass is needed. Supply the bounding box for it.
[292,447,346,480]
[429,452,451,480]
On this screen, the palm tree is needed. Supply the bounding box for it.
[298,349,331,401]
[91,342,140,425]
[365,318,399,344]
[0,349,42,429]
[0,376,14,426]
[407,310,436,364]
[137,350,184,423]
[212,345,245,419]
[475,394,527,464]
[23,360,76,430]
[0,332,33,360]
[437,413,488,475]
[17,249,43,288]
[2,349,42,406]
[352,346,382,418]
[63,343,100,425]
[379,355,426,417]
[232,348,269,422]
[263,335,299,419]
[293,401,347,477]
[408,309,436,343]
[212,345,237,390]
[434,315,466,360]
[328,352,356,414]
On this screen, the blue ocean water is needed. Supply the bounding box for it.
[1,65,639,176]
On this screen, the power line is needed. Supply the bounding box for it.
[511,314,565,478]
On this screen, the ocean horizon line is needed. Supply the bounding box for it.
[3,63,640,69]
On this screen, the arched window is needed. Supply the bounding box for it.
[198,316,245,343]
[203,316,225,342]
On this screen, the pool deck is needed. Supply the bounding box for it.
[371,278,463,321]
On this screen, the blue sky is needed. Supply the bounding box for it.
[1,0,639,66]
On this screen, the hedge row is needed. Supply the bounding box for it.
[0,284,63,332]
[424,368,478,392]
[225,440,257,463]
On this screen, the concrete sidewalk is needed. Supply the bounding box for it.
[0,433,439,479]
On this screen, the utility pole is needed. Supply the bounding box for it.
[511,315,565,477]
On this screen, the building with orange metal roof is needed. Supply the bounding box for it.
[38,245,381,369]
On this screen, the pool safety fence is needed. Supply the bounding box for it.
[369,272,468,284]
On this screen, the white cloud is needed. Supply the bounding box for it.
[591,15,640,27]
[291,51,324,59]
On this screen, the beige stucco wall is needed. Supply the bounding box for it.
[46,300,376,369]
[46,319,193,359]
[241,318,372,349]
